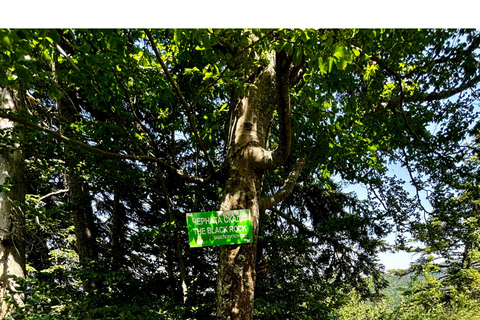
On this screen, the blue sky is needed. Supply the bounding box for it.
[380,250,415,271]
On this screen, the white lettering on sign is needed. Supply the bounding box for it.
[186,209,253,247]
[192,216,221,225]
[192,228,206,235]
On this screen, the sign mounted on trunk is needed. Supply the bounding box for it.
[186,209,253,248]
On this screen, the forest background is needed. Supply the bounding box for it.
[1,7,480,320]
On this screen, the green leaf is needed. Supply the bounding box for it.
[2,34,11,47]
[328,56,334,73]
[293,47,303,66]
[14,64,33,83]
[333,46,346,60]
[318,57,326,74]
[284,42,293,54]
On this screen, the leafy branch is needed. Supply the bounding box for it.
[144,29,215,173]
[0,109,211,184]
[371,54,478,180]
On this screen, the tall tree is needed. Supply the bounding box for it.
[0,87,25,317]
[214,50,305,319]
[409,135,480,302]
[57,88,99,290]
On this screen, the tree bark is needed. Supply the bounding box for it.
[216,51,303,320]
[0,88,26,318]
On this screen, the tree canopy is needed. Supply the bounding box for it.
[0,28,479,319]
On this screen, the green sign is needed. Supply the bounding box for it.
[186,209,253,247]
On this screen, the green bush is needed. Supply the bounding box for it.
[336,272,480,320]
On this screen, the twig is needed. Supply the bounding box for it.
[55,44,80,71]
[35,189,69,208]
[400,148,432,217]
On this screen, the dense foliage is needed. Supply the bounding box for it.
[1,28,479,318]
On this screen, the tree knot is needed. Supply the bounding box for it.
[243,122,253,131]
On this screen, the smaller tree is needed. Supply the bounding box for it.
[410,136,480,306]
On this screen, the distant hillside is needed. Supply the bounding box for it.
[383,273,413,306]
[382,271,446,306]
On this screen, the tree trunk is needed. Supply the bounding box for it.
[111,187,126,268]
[0,88,25,318]
[57,89,98,290]
[216,51,304,320]
[67,173,98,268]
[157,169,189,304]
[216,165,262,320]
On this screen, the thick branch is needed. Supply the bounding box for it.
[247,51,294,171]
[0,110,211,184]
[144,29,214,173]
[259,157,306,210]
[371,49,480,104]
[407,73,480,103]
[270,50,293,169]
